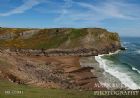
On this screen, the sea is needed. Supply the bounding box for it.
[95,37,140,90]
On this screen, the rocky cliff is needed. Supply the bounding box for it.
[0,27,122,90]
[0,28,122,56]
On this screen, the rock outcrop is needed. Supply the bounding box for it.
[0,28,121,49]
[0,50,105,90]
[0,28,122,56]
[0,27,122,91]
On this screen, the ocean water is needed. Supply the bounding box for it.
[95,37,140,90]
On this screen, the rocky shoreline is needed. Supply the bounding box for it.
[0,49,108,91]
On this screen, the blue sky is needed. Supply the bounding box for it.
[0,0,140,37]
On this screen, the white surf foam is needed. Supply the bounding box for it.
[132,67,140,74]
[123,42,130,45]
[135,50,140,54]
[98,50,121,57]
[95,55,140,90]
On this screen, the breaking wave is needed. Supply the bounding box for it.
[95,55,140,90]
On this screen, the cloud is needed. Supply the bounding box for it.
[77,2,123,18]
[1,0,139,28]
[0,0,41,16]
[55,0,139,24]
[55,0,73,21]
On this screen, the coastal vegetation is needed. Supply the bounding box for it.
[0,28,121,49]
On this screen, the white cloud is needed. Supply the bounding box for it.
[55,0,73,21]
[55,0,139,24]
[1,0,139,26]
[0,0,41,16]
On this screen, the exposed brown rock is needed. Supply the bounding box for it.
[0,50,106,90]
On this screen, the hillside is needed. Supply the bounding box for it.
[0,28,121,50]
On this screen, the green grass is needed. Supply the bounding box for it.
[0,28,88,49]
[69,29,87,39]
[0,79,95,98]
[0,79,139,98]
[0,28,120,49]
[22,31,69,49]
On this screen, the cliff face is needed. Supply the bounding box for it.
[0,28,121,51]
[0,27,121,90]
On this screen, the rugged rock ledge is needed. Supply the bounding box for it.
[0,50,106,90]
[2,47,122,57]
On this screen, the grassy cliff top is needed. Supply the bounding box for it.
[0,28,121,49]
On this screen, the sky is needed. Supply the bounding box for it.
[0,0,140,37]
